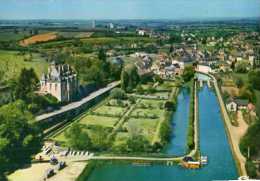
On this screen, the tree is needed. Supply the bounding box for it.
[147,84,156,94]
[240,120,260,158]
[128,96,136,104]
[182,65,195,82]
[235,61,248,73]
[245,160,257,178]
[235,77,244,88]
[136,84,144,94]
[154,75,163,84]
[98,49,106,62]
[169,45,174,53]
[126,135,150,152]
[239,86,256,103]
[110,63,123,80]
[164,101,175,111]
[15,68,39,101]
[159,113,171,145]
[110,88,126,100]
[248,70,260,90]
[0,100,39,173]
[121,64,139,92]
[65,123,92,150]
[69,57,106,85]
[91,126,110,151]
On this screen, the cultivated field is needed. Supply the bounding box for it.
[57,32,93,38]
[20,32,58,46]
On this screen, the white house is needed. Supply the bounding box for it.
[196,65,212,74]
[226,97,249,112]
[226,99,238,112]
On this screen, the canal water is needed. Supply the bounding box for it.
[86,83,238,181]
[165,88,190,156]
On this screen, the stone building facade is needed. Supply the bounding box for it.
[40,62,78,102]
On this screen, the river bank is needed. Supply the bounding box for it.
[205,72,247,176]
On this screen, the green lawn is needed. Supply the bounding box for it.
[137,99,164,109]
[114,132,130,146]
[79,115,119,128]
[156,81,176,91]
[130,108,164,118]
[0,50,48,80]
[123,118,159,142]
[93,105,126,116]
[53,127,98,144]
[52,114,119,143]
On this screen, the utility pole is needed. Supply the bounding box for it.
[247,146,250,159]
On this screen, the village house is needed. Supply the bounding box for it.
[40,62,78,102]
[137,29,150,36]
[226,97,249,112]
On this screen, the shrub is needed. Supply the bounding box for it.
[128,96,136,104]
[65,123,92,150]
[110,88,126,100]
[159,111,172,145]
[187,80,195,151]
[245,160,257,178]
[136,84,144,94]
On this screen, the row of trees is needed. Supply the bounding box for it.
[240,119,260,177]
[239,70,260,178]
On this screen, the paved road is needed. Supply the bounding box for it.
[36,81,120,121]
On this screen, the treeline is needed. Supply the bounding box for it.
[240,118,260,177]
[0,68,60,114]
[0,101,41,180]
[187,79,195,151]
[239,70,260,178]
[46,49,123,86]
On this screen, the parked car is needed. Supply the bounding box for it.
[50,157,58,165]
[44,147,52,155]
[60,149,69,157]
[56,161,66,170]
[44,168,55,179]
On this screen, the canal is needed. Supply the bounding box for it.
[86,81,238,181]
[165,88,190,156]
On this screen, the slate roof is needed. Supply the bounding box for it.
[226,97,249,106]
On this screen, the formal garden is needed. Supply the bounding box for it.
[51,80,178,154]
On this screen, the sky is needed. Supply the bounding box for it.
[0,0,260,20]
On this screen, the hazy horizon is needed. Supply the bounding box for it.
[0,0,260,20]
